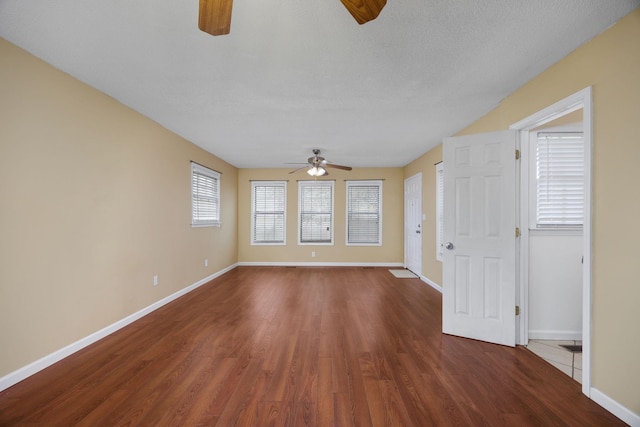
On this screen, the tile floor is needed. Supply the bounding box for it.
[526,340,582,384]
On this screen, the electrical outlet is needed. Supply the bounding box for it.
[204,259,208,267]
[153,275,158,286]
[311,251,316,257]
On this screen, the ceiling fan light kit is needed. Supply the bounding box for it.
[307,166,328,177]
[199,0,386,37]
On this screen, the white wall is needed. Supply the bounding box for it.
[528,231,583,340]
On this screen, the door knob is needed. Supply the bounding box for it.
[416,230,421,234]
[444,242,454,250]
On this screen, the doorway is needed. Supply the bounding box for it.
[526,115,584,384]
[510,87,593,396]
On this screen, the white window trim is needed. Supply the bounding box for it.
[528,125,584,231]
[345,180,382,246]
[298,180,334,246]
[435,162,444,261]
[251,181,287,246]
[191,162,221,228]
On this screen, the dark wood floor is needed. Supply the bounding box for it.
[0,267,624,426]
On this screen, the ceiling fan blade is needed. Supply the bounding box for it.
[340,0,386,25]
[289,165,309,174]
[199,0,233,36]
[325,163,353,171]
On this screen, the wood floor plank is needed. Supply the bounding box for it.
[0,266,627,426]
[359,353,387,427]
[185,357,238,425]
[255,401,281,427]
[317,357,334,426]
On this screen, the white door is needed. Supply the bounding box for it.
[404,173,422,276]
[442,131,517,346]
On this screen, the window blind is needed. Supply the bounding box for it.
[191,162,220,227]
[535,132,584,227]
[252,182,286,244]
[299,181,333,244]
[347,181,382,245]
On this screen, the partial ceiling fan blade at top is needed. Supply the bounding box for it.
[340,0,387,25]
[199,0,233,36]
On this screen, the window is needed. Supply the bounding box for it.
[533,132,584,228]
[298,181,334,245]
[435,162,444,261]
[251,181,286,244]
[191,162,220,227]
[346,181,382,245]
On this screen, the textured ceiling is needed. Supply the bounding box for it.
[1,1,638,168]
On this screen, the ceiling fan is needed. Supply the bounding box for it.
[199,0,387,36]
[289,149,353,177]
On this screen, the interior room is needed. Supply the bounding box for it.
[1,1,639,425]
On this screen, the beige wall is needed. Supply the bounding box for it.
[405,9,640,413]
[403,145,443,285]
[238,168,404,264]
[0,39,238,378]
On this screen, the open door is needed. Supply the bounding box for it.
[442,130,517,346]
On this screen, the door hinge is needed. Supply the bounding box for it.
[515,305,520,316]
[515,149,521,160]
[515,227,521,238]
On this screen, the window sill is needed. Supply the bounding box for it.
[251,242,286,246]
[191,222,221,228]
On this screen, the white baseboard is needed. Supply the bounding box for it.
[528,330,582,341]
[237,261,404,267]
[591,387,640,426]
[0,263,238,393]
[420,275,442,293]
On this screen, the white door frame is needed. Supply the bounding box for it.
[404,173,422,276]
[510,87,593,397]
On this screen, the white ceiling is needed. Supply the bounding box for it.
[1,1,638,168]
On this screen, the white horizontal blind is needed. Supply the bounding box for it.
[299,181,333,244]
[535,132,584,227]
[191,162,220,227]
[436,163,444,261]
[346,181,382,245]
[252,181,286,244]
